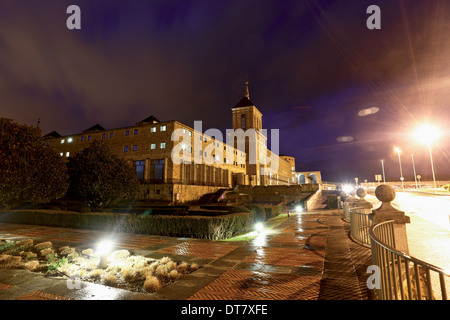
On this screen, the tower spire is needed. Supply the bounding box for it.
[244,78,250,99]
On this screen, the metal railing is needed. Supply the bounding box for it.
[349,207,373,246]
[369,220,449,300]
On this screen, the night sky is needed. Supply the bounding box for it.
[1,0,449,183]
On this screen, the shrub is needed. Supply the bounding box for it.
[143,276,161,292]
[0,209,254,240]
[67,141,140,208]
[0,119,68,207]
[245,204,266,222]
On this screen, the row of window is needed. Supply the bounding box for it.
[124,143,166,152]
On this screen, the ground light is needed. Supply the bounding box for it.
[254,222,265,233]
[295,205,304,213]
[96,239,114,268]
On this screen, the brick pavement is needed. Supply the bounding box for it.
[0,209,373,300]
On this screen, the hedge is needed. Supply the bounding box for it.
[244,204,282,222]
[0,209,254,240]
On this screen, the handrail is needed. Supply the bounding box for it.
[369,220,449,300]
[348,207,372,246]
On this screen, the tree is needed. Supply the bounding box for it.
[0,119,69,206]
[67,141,139,208]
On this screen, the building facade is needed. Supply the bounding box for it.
[42,82,321,193]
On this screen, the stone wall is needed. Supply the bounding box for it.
[138,183,223,203]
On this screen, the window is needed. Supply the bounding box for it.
[133,145,138,152]
[67,138,73,143]
[125,130,130,136]
[152,159,165,181]
[189,131,192,137]
[61,139,65,144]
[134,129,138,135]
[102,133,106,139]
[124,146,129,152]
[151,127,156,133]
[150,143,156,150]
[160,126,166,132]
[81,136,85,142]
[66,152,70,158]
[241,114,246,130]
[60,153,63,157]
[110,132,114,139]
[135,161,145,180]
[160,142,166,149]
[182,129,186,135]
[88,136,91,141]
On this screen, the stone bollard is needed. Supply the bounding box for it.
[370,185,410,254]
[353,188,373,210]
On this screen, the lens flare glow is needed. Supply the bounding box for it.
[414,124,441,144]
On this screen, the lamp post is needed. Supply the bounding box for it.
[428,143,437,194]
[395,148,404,190]
[411,154,418,189]
[414,124,441,194]
[380,159,386,184]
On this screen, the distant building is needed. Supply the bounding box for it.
[42,82,321,200]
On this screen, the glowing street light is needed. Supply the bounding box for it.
[394,148,404,190]
[414,124,441,194]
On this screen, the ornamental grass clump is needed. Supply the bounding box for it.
[143,276,161,292]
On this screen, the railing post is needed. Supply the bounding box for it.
[370,185,410,254]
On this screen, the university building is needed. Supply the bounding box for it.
[42,83,321,202]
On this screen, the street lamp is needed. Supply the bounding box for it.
[414,124,441,194]
[411,154,418,189]
[380,159,386,184]
[394,147,404,190]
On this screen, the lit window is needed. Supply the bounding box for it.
[61,139,65,144]
[133,145,138,151]
[60,153,63,157]
[182,144,187,151]
[67,138,73,143]
[161,126,166,132]
[160,142,166,149]
[151,127,156,133]
[151,143,156,150]
[66,152,70,157]
[182,129,186,135]
[189,131,192,137]
[124,146,129,152]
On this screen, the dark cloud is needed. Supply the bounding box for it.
[1,0,449,182]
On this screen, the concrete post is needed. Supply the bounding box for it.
[370,185,410,254]
[353,188,373,210]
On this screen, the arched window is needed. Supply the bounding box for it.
[241,114,246,130]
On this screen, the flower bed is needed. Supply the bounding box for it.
[0,238,198,293]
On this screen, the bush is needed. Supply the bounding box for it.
[0,119,68,206]
[67,141,139,208]
[0,209,254,240]
[245,204,266,222]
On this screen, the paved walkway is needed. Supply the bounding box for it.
[0,208,373,300]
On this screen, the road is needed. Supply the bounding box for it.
[366,191,450,272]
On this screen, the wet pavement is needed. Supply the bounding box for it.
[0,207,373,300]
